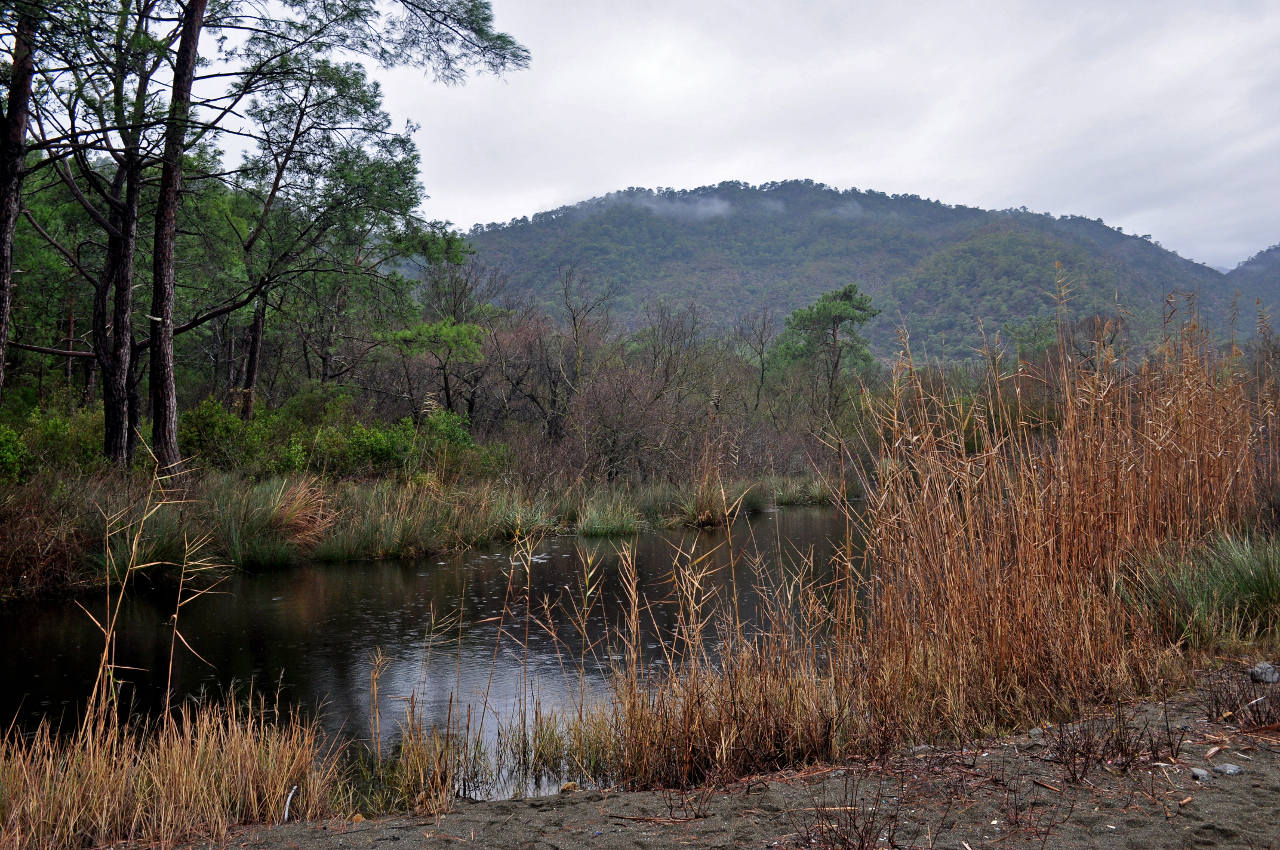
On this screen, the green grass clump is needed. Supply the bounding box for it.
[1128,535,1280,650]
[314,480,447,561]
[769,474,834,506]
[204,475,330,569]
[630,481,683,521]
[575,493,641,537]
[727,480,769,514]
[487,488,558,540]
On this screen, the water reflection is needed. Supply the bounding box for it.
[2,507,852,744]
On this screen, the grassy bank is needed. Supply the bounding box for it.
[0,467,841,598]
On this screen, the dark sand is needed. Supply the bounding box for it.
[198,676,1280,849]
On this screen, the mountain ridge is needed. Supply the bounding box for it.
[466,180,1278,358]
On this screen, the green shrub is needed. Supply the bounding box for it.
[179,398,249,469]
[308,420,416,476]
[20,406,103,472]
[268,434,308,475]
[271,385,357,430]
[420,409,473,448]
[0,424,27,483]
[179,395,486,480]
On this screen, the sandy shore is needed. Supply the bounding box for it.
[198,674,1280,849]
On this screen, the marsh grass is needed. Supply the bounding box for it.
[587,541,847,788]
[348,694,462,816]
[4,462,835,597]
[857,323,1259,740]
[575,491,641,536]
[315,479,449,560]
[486,487,558,540]
[1128,534,1280,650]
[0,694,341,850]
[309,479,545,562]
[558,320,1278,788]
[204,474,332,568]
[0,471,103,596]
[630,480,683,519]
[768,473,836,506]
[0,478,342,849]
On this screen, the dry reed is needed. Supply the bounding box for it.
[0,695,340,849]
[589,320,1276,789]
[860,322,1259,738]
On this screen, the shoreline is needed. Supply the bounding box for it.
[202,669,1280,849]
[0,469,839,602]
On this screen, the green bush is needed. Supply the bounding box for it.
[308,420,416,476]
[0,424,27,483]
[180,391,492,480]
[421,409,473,448]
[21,406,103,471]
[272,385,357,430]
[179,398,249,469]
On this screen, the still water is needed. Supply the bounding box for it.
[2,507,851,744]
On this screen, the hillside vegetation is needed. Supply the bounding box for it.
[468,180,1277,358]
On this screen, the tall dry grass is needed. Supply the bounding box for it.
[0,697,341,850]
[593,539,848,788]
[861,323,1258,737]
[587,321,1276,789]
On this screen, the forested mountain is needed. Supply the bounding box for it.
[1229,244,1280,327]
[467,181,1272,358]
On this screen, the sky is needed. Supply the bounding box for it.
[377,0,1280,271]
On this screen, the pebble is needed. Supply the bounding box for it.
[1190,767,1212,781]
[1249,662,1279,684]
[1212,763,1244,776]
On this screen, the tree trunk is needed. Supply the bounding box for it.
[82,355,95,407]
[239,294,265,419]
[150,0,207,474]
[126,361,141,461]
[0,11,36,397]
[64,295,75,385]
[95,166,141,465]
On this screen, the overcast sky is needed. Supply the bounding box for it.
[377,0,1280,271]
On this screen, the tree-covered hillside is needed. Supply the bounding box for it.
[1229,244,1280,327]
[467,181,1266,358]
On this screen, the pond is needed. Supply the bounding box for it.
[2,507,853,748]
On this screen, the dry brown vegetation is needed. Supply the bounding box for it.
[0,485,345,849]
[0,696,341,850]
[4,321,1280,848]
[578,322,1277,789]
[861,324,1257,738]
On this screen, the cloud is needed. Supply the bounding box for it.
[625,193,734,221]
[379,0,1280,268]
